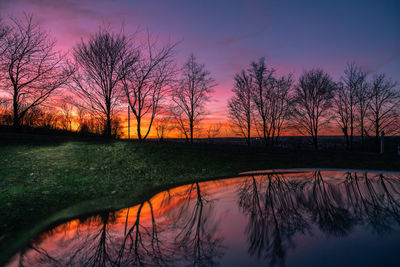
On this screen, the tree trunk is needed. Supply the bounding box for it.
[190,118,194,144]
[247,119,251,147]
[106,113,112,138]
[263,119,268,147]
[350,112,354,150]
[271,125,276,147]
[360,119,365,148]
[13,109,20,129]
[13,89,20,129]
[342,127,349,150]
[375,121,380,153]
[137,116,142,140]
[13,116,20,129]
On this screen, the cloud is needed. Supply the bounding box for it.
[218,25,268,47]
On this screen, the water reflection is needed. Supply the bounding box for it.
[8,171,400,266]
[238,174,310,266]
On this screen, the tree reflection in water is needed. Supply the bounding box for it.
[302,171,354,236]
[8,171,400,267]
[343,172,400,233]
[237,171,400,266]
[238,174,310,266]
[172,182,224,266]
[11,182,224,267]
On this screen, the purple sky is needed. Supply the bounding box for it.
[1,0,399,122]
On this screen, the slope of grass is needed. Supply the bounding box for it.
[0,137,399,264]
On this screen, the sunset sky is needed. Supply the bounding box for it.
[1,0,399,137]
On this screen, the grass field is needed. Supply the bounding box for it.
[1,135,400,264]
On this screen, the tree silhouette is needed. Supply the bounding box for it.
[122,34,177,140]
[267,74,293,146]
[368,74,399,152]
[249,58,276,146]
[334,82,351,150]
[59,102,74,131]
[171,54,216,143]
[72,27,138,137]
[238,174,309,266]
[0,14,73,129]
[229,59,293,147]
[343,172,400,233]
[154,116,173,141]
[206,123,222,144]
[172,182,224,266]
[336,63,367,150]
[301,171,354,236]
[292,69,336,150]
[228,70,253,146]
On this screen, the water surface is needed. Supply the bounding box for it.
[7,170,400,266]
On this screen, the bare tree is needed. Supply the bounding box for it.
[72,27,138,137]
[368,74,399,152]
[59,102,74,131]
[292,69,336,150]
[249,57,275,146]
[206,122,222,143]
[339,63,367,149]
[333,82,351,149]
[334,64,370,150]
[74,104,91,133]
[0,99,12,125]
[171,54,216,143]
[268,74,293,145]
[20,105,59,129]
[40,108,60,129]
[228,70,253,146]
[0,14,73,129]
[154,116,173,141]
[122,34,177,140]
[354,73,371,147]
[229,60,292,147]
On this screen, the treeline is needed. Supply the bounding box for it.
[0,14,216,141]
[0,14,399,150]
[228,58,400,151]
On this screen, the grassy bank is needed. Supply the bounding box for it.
[1,136,399,264]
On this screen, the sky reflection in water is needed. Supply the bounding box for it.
[8,171,400,266]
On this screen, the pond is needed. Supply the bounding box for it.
[6,169,400,266]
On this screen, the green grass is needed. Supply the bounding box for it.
[0,137,399,264]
